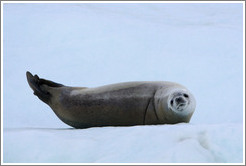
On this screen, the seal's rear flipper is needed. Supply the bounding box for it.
[26,71,63,104]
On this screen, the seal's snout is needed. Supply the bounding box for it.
[175,96,185,104]
[168,91,191,113]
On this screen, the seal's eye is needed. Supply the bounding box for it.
[171,100,173,105]
[183,94,189,98]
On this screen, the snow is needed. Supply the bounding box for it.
[2,2,244,164]
[3,123,243,163]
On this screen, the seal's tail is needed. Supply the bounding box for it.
[26,71,63,104]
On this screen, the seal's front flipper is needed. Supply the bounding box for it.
[26,71,63,104]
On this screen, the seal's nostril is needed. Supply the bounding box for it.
[176,97,181,103]
[176,97,185,103]
[183,94,189,98]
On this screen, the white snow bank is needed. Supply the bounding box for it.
[3,123,243,163]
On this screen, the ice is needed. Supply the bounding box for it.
[3,123,243,163]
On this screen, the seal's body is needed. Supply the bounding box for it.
[26,71,196,128]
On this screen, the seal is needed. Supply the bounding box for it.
[26,71,196,128]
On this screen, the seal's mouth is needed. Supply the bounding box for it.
[177,103,185,108]
[176,103,187,111]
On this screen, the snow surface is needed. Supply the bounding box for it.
[2,2,244,164]
[3,123,244,163]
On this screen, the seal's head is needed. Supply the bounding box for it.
[168,90,196,115]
